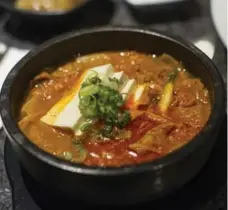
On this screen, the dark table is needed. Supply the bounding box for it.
[0,0,227,209]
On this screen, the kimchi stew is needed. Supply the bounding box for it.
[18,51,211,167]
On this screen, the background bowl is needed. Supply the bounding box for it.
[0,27,225,205]
[0,0,92,24]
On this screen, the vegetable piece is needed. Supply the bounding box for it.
[158,83,174,113]
[126,113,160,143]
[108,77,123,86]
[80,121,93,132]
[79,84,99,97]
[114,129,132,140]
[117,111,131,128]
[40,64,114,129]
[158,69,178,113]
[73,142,88,162]
[30,72,51,87]
[62,151,73,160]
[129,122,175,154]
[133,83,150,108]
[79,95,98,118]
[101,125,113,137]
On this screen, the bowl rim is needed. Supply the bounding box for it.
[0,26,225,176]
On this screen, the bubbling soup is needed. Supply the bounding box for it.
[18,51,211,167]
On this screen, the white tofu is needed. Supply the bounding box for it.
[84,64,114,81]
[74,72,133,135]
[120,79,137,100]
[54,94,81,128]
[40,63,144,136]
[132,84,150,108]
[101,71,128,90]
[41,64,115,129]
[134,85,145,102]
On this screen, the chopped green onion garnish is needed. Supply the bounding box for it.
[73,142,88,162]
[80,122,92,131]
[159,69,178,113]
[108,77,122,86]
[79,84,99,97]
[167,69,178,83]
[78,74,131,137]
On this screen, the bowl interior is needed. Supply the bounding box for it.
[2,28,224,175]
[10,30,215,120]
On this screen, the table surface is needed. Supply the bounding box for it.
[0,0,227,209]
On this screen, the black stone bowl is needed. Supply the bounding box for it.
[0,27,225,205]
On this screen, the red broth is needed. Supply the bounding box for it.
[18,51,211,167]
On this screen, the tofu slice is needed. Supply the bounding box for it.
[41,64,115,129]
[124,83,150,109]
[132,84,150,108]
[74,73,135,135]
[120,79,137,100]
[40,63,146,136]
[74,71,130,135]
[102,71,128,90]
[134,85,145,102]
[84,64,114,81]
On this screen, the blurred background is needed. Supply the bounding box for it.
[0,0,226,91]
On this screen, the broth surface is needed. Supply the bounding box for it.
[18,51,211,167]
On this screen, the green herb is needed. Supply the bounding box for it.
[117,110,131,128]
[78,74,131,137]
[167,69,178,83]
[101,125,113,137]
[159,69,178,113]
[79,95,98,118]
[73,142,88,162]
[62,151,73,160]
[108,77,122,86]
[88,73,101,84]
[79,84,99,97]
[80,122,93,132]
